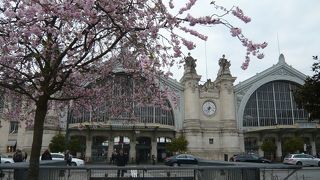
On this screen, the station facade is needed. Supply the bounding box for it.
[0,53,319,163]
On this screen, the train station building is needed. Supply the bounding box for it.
[0,53,319,163]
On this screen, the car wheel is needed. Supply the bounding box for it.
[296,161,302,166]
[172,163,179,167]
[318,161,320,167]
[71,162,77,166]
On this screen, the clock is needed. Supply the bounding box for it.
[202,101,216,116]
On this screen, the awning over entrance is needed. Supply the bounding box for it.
[7,140,17,146]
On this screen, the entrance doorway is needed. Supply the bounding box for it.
[157,137,172,162]
[113,136,130,155]
[91,136,108,162]
[136,137,151,164]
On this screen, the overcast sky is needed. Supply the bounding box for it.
[168,0,319,84]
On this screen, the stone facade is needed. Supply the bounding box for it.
[1,53,320,163]
[181,54,243,160]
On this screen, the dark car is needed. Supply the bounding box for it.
[164,154,198,166]
[232,154,271,163]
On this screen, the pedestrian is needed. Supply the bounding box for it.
[41,149,52,160]
[152,154,156,165]
[116,149,128,177]
[161,152,166,162]
[110,150,116,164]
[13,149,23,162]
[24,151,28,161]
[64,150,72,166]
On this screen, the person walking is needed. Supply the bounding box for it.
[24,151,28,161]
[64,150,72,166]
[115,149,128,177]
[41,149,52,160]
[110,150,117,165]
[13,149,23,162]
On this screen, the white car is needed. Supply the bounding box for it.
[0,154,15,164]
[50,153,85,166]
[283,153,320,166]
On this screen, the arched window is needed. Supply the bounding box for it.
[243,81,308,127]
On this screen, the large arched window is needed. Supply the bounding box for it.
[243,81,308,127]
[135,100,174,126]
[70,100,175,126]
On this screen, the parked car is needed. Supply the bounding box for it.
[0,154,15,164]
[42,153,84,166]
[283,154,320,166]
[232,154,271,163]
[164,154,198,166]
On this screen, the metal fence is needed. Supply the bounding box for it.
[0,164,303,180]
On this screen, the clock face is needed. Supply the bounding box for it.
[202,101,216,116]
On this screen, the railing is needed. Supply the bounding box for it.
[0,164,304,180]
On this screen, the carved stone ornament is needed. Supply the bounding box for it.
[187,81,198,92]
[272,68,291,76]
[200,79,216,92]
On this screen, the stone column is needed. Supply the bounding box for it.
[85,133,92,162]
[258,140,264,157]
[276,138,282,161]
[151,139,157,163]
[107,136,114,163]
[311,138,316,156]
[130,138,136,164]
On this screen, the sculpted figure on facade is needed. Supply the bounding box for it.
[184,53,197,74]
[217,54,231,76]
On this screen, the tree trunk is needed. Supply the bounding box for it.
[27,95,49,180]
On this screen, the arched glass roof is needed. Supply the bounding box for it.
[243,80,308,127]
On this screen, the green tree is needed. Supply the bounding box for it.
[166,136,188,154]
[261,140,277,153]
[67,136,82,153]
[49,134,66,153]
[282,137,304,154]
[261,139,277,160]
[294,58,320,120]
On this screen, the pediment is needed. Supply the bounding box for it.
[235,56,306,93]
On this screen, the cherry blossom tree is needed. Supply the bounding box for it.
[0,0,266,179]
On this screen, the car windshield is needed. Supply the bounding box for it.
[284,154,292,158]
[251,154,259,159]
[52,154,64,158]
[0,154,9,158]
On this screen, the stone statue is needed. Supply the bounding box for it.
[184,53,197,73]
[217,54,231,76]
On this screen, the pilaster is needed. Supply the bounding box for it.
[85,133,92,162]
[107,136,114,163]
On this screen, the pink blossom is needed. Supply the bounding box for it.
[181,38,196,50]
[230,27,242,37]
[232,7,251,23]
[169,0,174,9]
[257,53,264,59]
[261,42,268,49]
[180,27,208,41]
[179,0,197,14]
